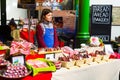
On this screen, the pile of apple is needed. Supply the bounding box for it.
[45,47,61,52]
[2,64,28,78]
[58,56,70,61]
[58,53,90,61]
[38,47,61,53]
[95,50,106,55]
[89,50,106,57]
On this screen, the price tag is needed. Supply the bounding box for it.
[45,53,55,60]
[104,44,114,54]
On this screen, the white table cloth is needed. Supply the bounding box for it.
[51,59,120,80]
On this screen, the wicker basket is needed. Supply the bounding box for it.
[61,60,76,69]
[85,57,94,64]
[75,59,85,67]
[102,55,110,61]
[93,55,103,62]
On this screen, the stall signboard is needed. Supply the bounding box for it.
[90,5,112,43]
[21,0,35,4]
[18,0,36,9]
[36,0,45,3]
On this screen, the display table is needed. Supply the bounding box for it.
[22,72,52,80]
[0,70,52,80]
[51,59,120,80]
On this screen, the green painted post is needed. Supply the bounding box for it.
[75,0,90,48]
[73,0,79,16]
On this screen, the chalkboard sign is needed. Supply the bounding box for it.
[91,5,112,24]
[90,5,112,43]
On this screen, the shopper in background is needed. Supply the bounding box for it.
[8,18,20,41]
[0,19,15,45]
[36,8,59,48]
[0,25,13,44]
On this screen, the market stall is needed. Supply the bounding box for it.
[1,0,120,80]
[0,36,120,80]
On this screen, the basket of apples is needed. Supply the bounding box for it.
[58,54,76,69]
[0,64,31,79]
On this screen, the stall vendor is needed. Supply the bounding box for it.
[36,8,59,48]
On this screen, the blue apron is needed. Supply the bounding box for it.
[44,28,54,48]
